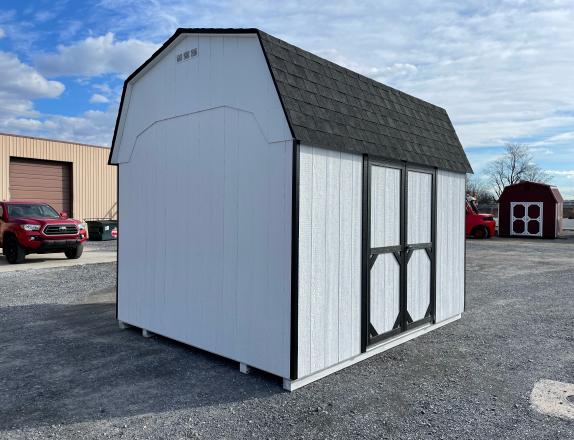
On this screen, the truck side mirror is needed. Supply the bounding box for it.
[60,212,68,219]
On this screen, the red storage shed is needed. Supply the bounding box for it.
[498,181,564,238]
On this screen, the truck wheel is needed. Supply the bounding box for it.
[65,244,84,259]
[472,227,489,239]
[5,236,26,264]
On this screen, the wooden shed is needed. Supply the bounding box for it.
[108,28,472,390]
[498,181,564,238]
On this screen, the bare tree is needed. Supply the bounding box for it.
[484,144,551,198]
[465,174,495,204]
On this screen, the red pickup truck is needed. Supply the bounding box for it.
[0,201,87,264]
[465,196,496,239]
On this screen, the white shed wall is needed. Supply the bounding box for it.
[436,170,466,322]
[112,34,291,164]
[297,145,362,378]
[116,34,293,378]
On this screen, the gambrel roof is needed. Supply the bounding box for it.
[110,28,472,173]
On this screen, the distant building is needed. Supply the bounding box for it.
[0,132,116,220]
[498,181,563,238]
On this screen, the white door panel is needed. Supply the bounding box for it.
[366,164,435,347]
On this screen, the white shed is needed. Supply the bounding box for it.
[109,28,472,391]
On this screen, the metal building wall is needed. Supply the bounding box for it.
[297,145,362,378]
[0,133,116,220]
[436,170,465,322]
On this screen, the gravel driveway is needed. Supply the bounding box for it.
[0,236,572,439]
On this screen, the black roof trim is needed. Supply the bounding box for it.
[109,28,471,173]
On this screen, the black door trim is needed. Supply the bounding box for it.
[289,139,300,380]
[360,155,370,353]
[361,157,437,351]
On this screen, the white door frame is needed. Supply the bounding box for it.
[510,201,543,237]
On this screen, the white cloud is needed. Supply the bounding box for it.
[89,93,110,104]
[548,170,574,179]
[0,52,64,100]
[0,106,118,146]
[1,117,45,131]
[34,11,56,23]
[0,49,115,146]
[36,32,158,77]
[377,63,418,81]
[93,83,112,95]
[3,0,574,161]
[533,131,574,146]
[456,116,574,148]
[312,48,418,82]
[0,27,5,39]
[0,51,64,122]
[94,0,574,152]
[58,20,82,41]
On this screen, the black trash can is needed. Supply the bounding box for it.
[86,219,118,241]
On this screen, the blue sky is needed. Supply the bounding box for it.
[0,0,573,197]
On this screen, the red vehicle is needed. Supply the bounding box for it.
[465,196,496,239]
[0,201,87,264]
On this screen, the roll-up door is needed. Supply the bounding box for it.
[9,158,72,215]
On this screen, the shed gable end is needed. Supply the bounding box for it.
[110,33,292,164]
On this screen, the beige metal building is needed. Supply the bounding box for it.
[0,133,116,220]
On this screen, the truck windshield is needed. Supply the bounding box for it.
[7,204,60,219]
[468,200,479,214]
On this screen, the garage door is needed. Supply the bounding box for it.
[9,158,72,215]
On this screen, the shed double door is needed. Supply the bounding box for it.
[364,160,435,347]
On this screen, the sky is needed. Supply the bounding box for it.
[0,0,573,197]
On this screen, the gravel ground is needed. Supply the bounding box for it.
[0,236,572,439]
[0,240,116,306]
[81,240,117,253]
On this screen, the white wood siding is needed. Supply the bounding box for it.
[112,34,291,164]
[370,254,400,334]
[407,249,431,321]
[436,170,465,322]
[297,145,362,378]
[116,35,293,378]
[371,166,401,247]
[369,165,401,335]
[405,170,432,321]
[407,171,432,244]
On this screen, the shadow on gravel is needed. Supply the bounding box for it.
[0,301,281,430]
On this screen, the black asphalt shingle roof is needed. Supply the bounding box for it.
[111,28,471,173]
[258,30,471,173]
